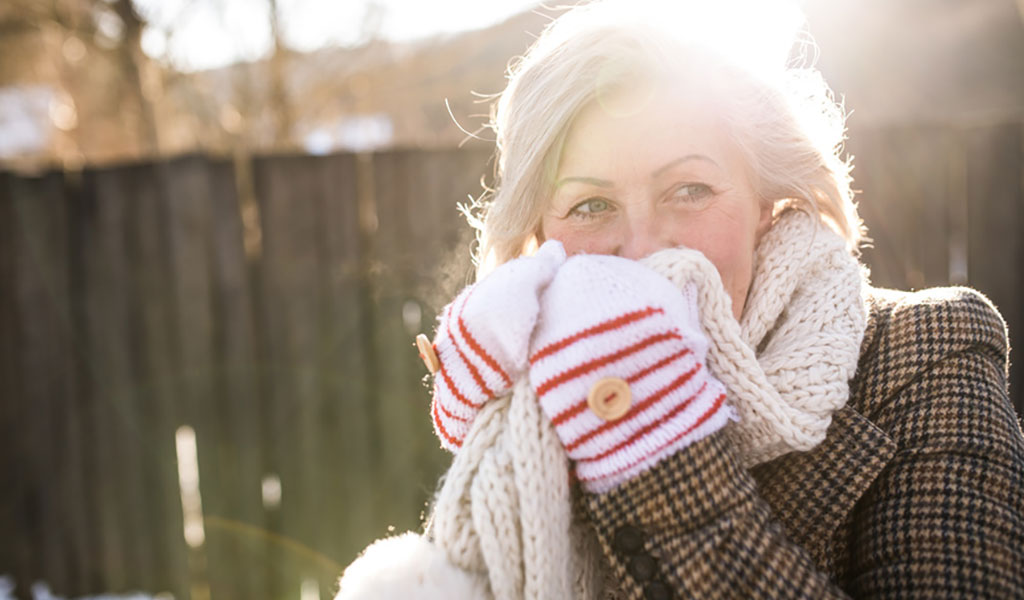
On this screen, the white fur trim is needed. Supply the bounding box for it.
[335,532,489,600]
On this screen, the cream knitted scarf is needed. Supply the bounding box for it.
[341,209,867,599]
[644,208,868,467]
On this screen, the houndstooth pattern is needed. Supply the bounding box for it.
[583,286,1024,598]
[417,209,1022,599]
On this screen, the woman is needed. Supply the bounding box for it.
[338,2,1024,598]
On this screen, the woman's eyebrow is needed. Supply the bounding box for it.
[651,154,720,178]
[554,176,613,189]
[555,154,720,189]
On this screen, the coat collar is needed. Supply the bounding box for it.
[750,405,897,572]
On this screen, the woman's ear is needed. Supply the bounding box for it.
[521,234,541,256]
[756,199,774,240]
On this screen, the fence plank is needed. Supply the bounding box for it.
[124,162,190,599]
[359,148,491,552]
[74,167,137,592]
[307,152,376,593]
[53,173,92,597]
[964,124,1023,415]
[205,158,265,600]
[406,148,487,310]
[365,150,424,535]
[9,173,61,590]
[0,173,33,599]
[0,177,12,584]
[163,156,222,600]
[65,171,102,596]
[851,124,952,290]
[89,164,181,594]
[8,171,80,594]
[253,153,333,598]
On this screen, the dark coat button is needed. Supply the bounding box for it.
[645,581,672,600]
[613,525,645,554]
[628,554,658,582]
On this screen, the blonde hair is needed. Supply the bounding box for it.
[469,0,862,278]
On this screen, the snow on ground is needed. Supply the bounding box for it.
[0,576,161,600]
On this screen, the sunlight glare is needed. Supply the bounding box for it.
[134,0,541,72]
[300,578,320,600]
[626,0,806,79]
[175,425,206,548]
[262,473,283,509]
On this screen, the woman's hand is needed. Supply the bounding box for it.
[430,240,566,450]
[528,254,733,493]
[431,244,733,493]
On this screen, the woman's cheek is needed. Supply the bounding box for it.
[548,231,587,256]
[543,220,600,255]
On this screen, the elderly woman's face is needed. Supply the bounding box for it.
[540,87,772,319]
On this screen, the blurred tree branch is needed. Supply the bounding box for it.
[110,0,161,155]
[267,0,295,149]
[0,0,167,165]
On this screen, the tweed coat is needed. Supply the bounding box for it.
[582,286,1024,599]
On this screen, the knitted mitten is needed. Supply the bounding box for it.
[529,254,733,493]
[430,240,567,450]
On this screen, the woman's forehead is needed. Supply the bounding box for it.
[558,90,731,176]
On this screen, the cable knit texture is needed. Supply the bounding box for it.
[643,209,867,466]
[426,380,609,599]
[336,209,867,599]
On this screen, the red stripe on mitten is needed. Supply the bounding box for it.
[529,254,734,493]
[430,240,567,450]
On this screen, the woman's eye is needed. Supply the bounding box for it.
[672,184,712,202]
[568,197,611,217]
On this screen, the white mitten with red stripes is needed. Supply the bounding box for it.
[529,253,734,493]
[430,240,567,450]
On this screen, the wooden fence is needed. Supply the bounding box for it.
[0,122,1021,600]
